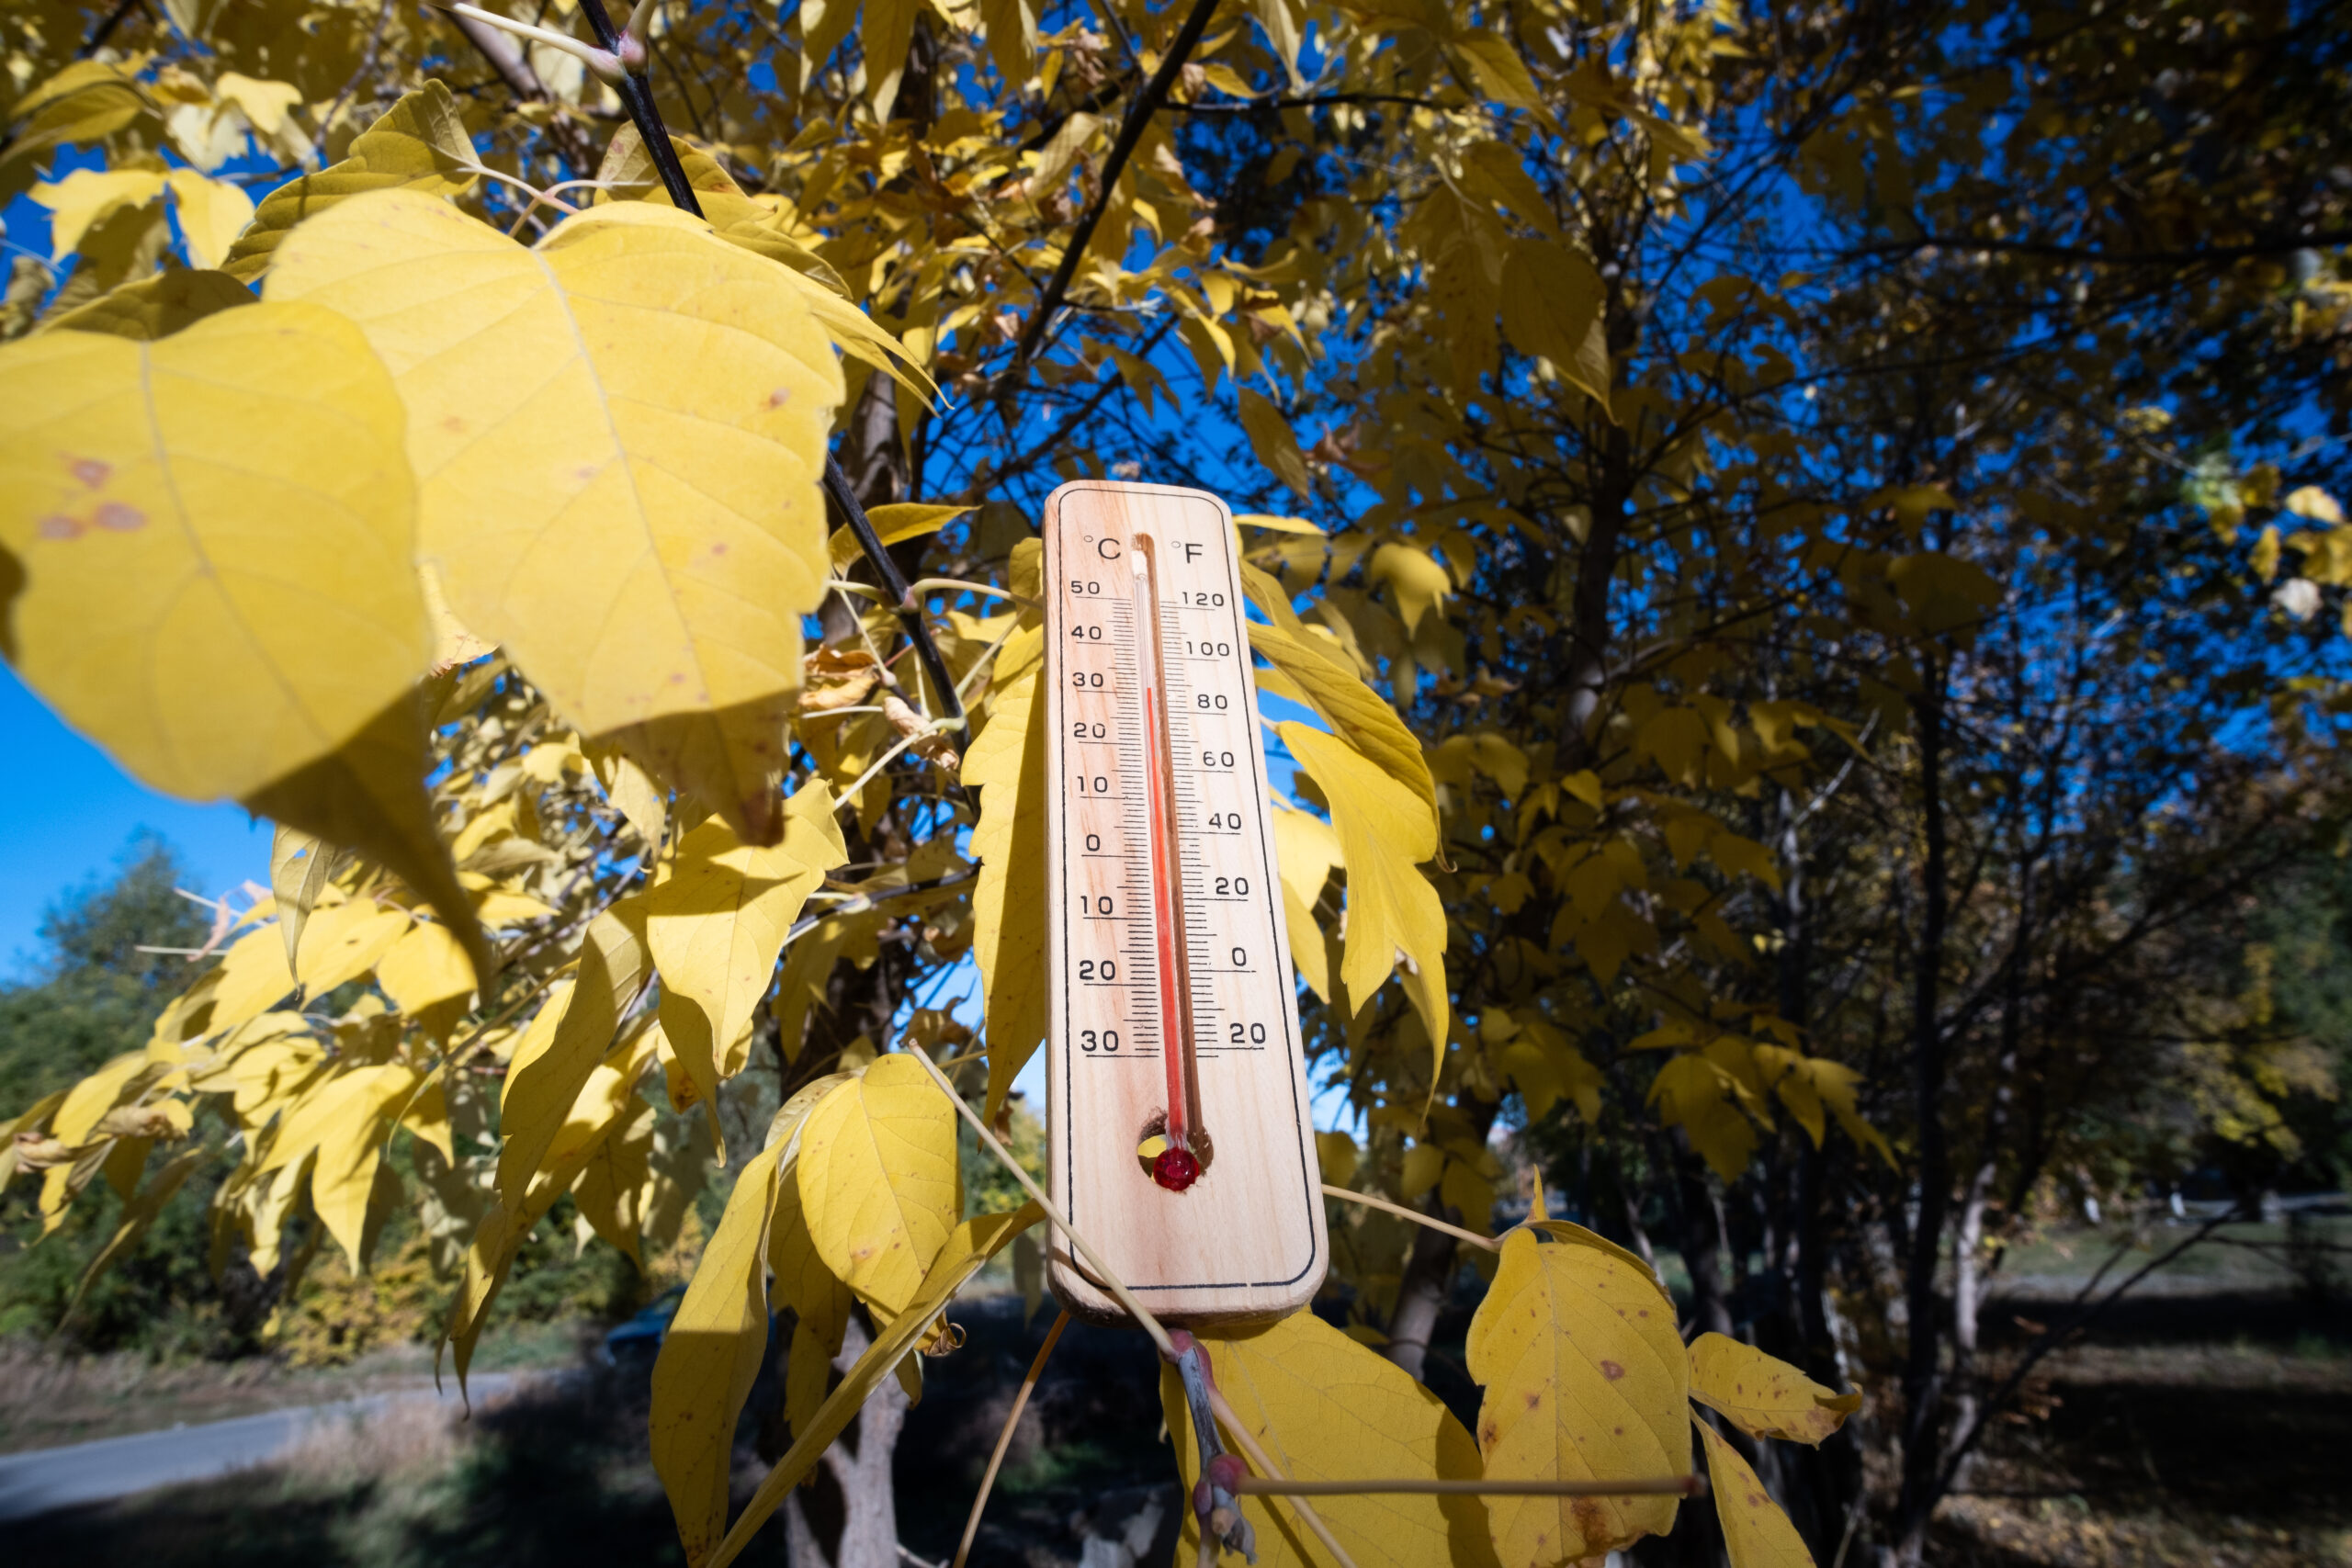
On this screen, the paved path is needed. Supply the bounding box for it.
[0,1374,516,1522]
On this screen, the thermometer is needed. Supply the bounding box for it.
[1040,481,1328,1325]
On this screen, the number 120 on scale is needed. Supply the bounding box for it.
[1041,481,1327,1325]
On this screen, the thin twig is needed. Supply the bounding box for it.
[822,464,970,735]
[1231,1475,1702,1498]
[953,1310,1069,1568]
[1322,1183,1501,1251]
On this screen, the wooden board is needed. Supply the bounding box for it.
[1040,480,1328,1326]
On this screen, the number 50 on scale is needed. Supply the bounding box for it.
[1041,481,1328,1325]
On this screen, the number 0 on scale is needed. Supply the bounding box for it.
[1042,481,1328,1325]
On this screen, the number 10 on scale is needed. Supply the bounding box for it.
[1041,482,1327,1325]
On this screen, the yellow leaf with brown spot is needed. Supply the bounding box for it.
[1466,1229,1689,1565]
[1698,1419,1815,1568]
[267,190,842,844]
[0,301,426,802]
[1688,1334,1859,1446]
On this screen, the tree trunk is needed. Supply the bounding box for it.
[783,1313,910,1568]
[1891,660,1952,1566]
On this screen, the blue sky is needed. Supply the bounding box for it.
[0,668,272,976]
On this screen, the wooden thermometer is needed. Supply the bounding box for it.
[1041,481,1328,1325]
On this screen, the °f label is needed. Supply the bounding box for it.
[1040,480,1327,1325]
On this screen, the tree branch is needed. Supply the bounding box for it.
[1843,229,2352,268]
[1001,0,1225,391]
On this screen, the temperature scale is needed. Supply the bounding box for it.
[1041,481,1328,1325]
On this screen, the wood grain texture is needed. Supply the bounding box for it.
[1041,480,1327,1325]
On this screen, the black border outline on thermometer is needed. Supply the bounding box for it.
[1043,482,1323,1293]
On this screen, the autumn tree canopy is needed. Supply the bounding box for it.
[2,0,2346,1564]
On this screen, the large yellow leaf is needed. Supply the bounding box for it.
[1697,1420,1814,1568]
[1465,1229,1689,1566]
[652,1137,786,1566]
[1498,240,1612,412]
[649,782,845,1103]
[1159,1312,1499,1568]
[1687,1334,1859,1446]
[1279,723,1448,1052]
[376,919,477,1013]
[266,190,843,844]
[967,626,1048,1119]
[296,898,412,996]
[495,898,652,1205]
[223,80,478,281]
[795,1055,958,1316]
[1245,617,1435,816]
[211,924,298,1032]
[1238,385,1314,497]
[1272,801,1340,1002]
[708,1204,1043,1568]
[0,300,427,801]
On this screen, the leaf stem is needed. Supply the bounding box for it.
[952,1309,1069,1568]
[1321,1183,1502,1251]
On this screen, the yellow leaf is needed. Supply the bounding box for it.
[66,1145,207,1313]
[1448,36,1544,116]
[51,1051,149,1146]
[573,1096,654,1261]
[295,897,412,994]
[2,63,156,197]
[1280,723,1448,1053]
[1369,543,1453,636]
[2286,485,2345,525]
[164,169,254,271]
[1160,1311,1498,1568]
[652,1136,786,1565]
[211,923,298,1031]
[1648,1054,1757,1182]
[42,267,254,341]
[1687,1334,1860,1447]
[708,1204,1043,1568]
[223,80,478,281]
[1238,385,1314,497]
[496,899,652,1204]
[1698,1420,1815,1568]
[1316,1130,1359,1187]
[1887,553,2000,636]
[1244,617,1435,817]
[969,626,1049,1119]
[266,190,842,845]
[649,783,845,1101]
[1466,1229,1688,1564]
[33,168,166,260]
[1498,240,1611,411]
[270,824,341,974]
[795,1055,959,1317]
[0,301,427,802]
[1272,801,1340,1000]
[244,692,494,992]
[376,919,477,1013]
